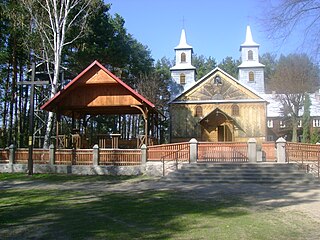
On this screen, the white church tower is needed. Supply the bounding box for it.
[238,26,265,93]
[170,29,196,89]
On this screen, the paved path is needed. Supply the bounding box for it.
[1,177,320,221]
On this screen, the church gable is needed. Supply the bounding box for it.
[175,68,261,102]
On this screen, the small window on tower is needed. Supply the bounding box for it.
[248,50,253,60]
[249,71,254,81]
[181,52,186,62]
[180,73,186,85]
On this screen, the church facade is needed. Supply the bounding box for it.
[169,27,268,143]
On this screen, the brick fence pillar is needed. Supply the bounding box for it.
[276,137,286,163]
[49,144,55,165]
[8,144,15,164]
[189,138,198,164]
[247,138,257,163]
[93,144,99,166]
[141,144,147,164]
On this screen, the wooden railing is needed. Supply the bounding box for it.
[0,149,9,163]
[15,148,49,164]
[99,149,141,166]
[261,142,276,162]
[197,142,248,163]
[147,142,190,161]
[286,142,320,178]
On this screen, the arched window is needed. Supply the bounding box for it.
[180,73,186,85]
[248,50,253,60]
[181,52,186,62]
[195,105,203,117]
[232,104,239,116]
[249,71,254,81]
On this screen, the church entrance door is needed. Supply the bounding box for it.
[217,125,232,142]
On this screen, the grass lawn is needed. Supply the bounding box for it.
[0,173,319,239]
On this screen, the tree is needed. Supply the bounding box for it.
[260,53,278,93]
[22,0,99,148]
[270,53,320,142]
[0,1,29,147]
[302,93,311,143]
[262,0,320,59]
[218,56,240,79]
[192,54,216,80]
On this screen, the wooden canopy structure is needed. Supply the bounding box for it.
[41,60,160,148]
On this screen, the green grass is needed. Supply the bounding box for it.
[0,174,319,239]
[0,172,145,182]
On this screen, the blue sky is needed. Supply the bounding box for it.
[107,0,300,63]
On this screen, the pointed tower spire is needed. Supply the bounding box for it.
[175,29,192,49]
[241,25,259,47]
[238,25,265,93]
[170,28,196,90]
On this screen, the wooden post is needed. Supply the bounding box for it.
[18,62,48,175]
[110,133,121,149]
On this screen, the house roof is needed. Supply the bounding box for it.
[262,93,320,118]
[41,60,158,118]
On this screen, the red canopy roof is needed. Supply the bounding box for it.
[41,60,157,118]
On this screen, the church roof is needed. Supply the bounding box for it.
[175,29,193,49]
[170,67,267,103]
[240,25,260,48]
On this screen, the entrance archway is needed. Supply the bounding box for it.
[200,108,240,142]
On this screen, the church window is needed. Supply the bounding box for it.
[249,71,254,81]
[180,73,186,85]
[267,120,273,128]
[195,105,203,117]
[280,120,286,128]
[248,50,253,60]
[181,52,186,62]
[232,104,239,116]
[214,75,222,85]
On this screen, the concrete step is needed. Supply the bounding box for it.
[163,163,317,184]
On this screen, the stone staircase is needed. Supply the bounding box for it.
[164,163,317,184]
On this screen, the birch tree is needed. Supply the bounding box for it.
[22,0,98,148]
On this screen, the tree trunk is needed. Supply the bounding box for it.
[291,117,298,142]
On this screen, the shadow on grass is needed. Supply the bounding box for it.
[1,173,320,239]
[0,189,249,239]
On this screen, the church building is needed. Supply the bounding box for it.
[169,27,268,143]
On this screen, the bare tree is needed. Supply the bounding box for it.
[22,0,97,148]
[270,53,319,142]
[262,0,320,58]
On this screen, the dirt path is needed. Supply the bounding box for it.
[1,177,320,222]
